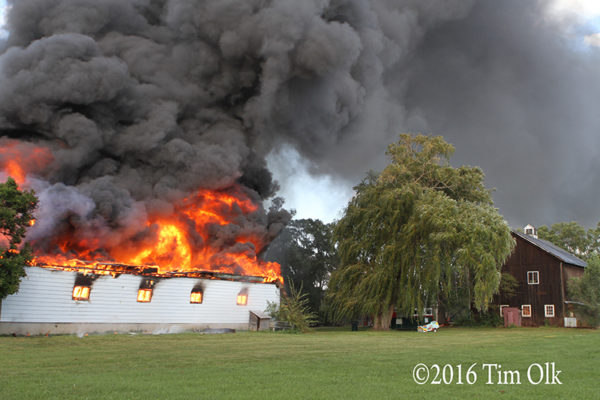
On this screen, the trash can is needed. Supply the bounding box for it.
[351,320,359,331]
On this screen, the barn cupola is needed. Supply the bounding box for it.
[524,224,538,238]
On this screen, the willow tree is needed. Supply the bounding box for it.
[327,135,514,329]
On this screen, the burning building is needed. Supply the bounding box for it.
[1,1,500,332]
[0,1,317,333]
[0,266,280,335]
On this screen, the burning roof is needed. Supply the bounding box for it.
[29,185,284,283]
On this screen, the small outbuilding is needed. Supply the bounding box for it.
[249,310,271,331]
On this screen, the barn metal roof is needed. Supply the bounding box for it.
[512,230,587,268]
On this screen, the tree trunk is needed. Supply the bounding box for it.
[373,305,395,330]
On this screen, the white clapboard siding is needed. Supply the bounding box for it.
[0,267,280,324]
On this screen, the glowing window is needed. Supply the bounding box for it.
[190,291,203,304]
[72,286,91,301]
[527,271,539,285]
[236,292,248,306]
[545,304,555,318]
[137,289,153,303]
[522,304,532,317]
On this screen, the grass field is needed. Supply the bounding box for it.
[1,326,599,399]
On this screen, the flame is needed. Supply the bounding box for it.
[190,292,203,304]
[236,293,248,305]
[137,289,152,302]
[72,286,90,300]
[0,139,54,186]
[32,186,283,284]
[2,138,282,284]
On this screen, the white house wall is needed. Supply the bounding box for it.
[0,267,280,334]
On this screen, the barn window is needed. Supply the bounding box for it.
[236,289,248,306]
[190,288,203,304]
[137,278,157,303]
[72,285,91,301]
[500,305,509,317]
[522,304,532,317]
[137,289,153,302]
[527,271,539,285]
[72,273,95,301]
[544,304,555,318]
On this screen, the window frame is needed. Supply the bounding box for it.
[190,290,204,304]
[544,304,555,318]
[72,285,91,301]
[521,304,532,318]
[499,304,509,317]
[236,289,248,306]
[527,270,539,285]
[137,288,153,303]
[236,294,248,305]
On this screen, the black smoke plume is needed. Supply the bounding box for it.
[1,0,598,257]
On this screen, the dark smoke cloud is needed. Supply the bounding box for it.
[0,0,597,258]
[402,0,600,227]
[275,0,600,229]
[0,0,476,255]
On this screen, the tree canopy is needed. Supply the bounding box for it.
[326,134,514,329]
[0,177,38,299]
[568,254,600,327]
[265,217,338,320]
[537,221,600,260]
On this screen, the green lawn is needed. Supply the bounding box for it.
[1,327,598,399]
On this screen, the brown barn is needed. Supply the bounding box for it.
[496,229,586,327]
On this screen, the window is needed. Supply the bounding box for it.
[72,285,91,301]
[545,304,555,318]
[190,288,203,304]
[137,278,156,303]
[500,305,509,317]
[527,271,539,285]
[137,289,153,303]
[236,290,248,305]
[522,304,532,317]
[424,308,433,316]
[72,273,93,301]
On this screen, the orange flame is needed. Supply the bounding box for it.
[137,289,152,302]
[236,293,248,305]
[33,186,282,284]
[2,138,281,284]
[72,286,91,300]
[190,292,203,304]
[0,139,54,186]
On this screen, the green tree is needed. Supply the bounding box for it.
[266,281,318,332]
[0,177,38,299]
[327,134,514,330]
[568,254,600,328]
[265,218,338,320]
[585,222,600,257]
[537,222,591,257]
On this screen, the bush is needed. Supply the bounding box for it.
[265,281,318,332]
[453,310,503,327]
